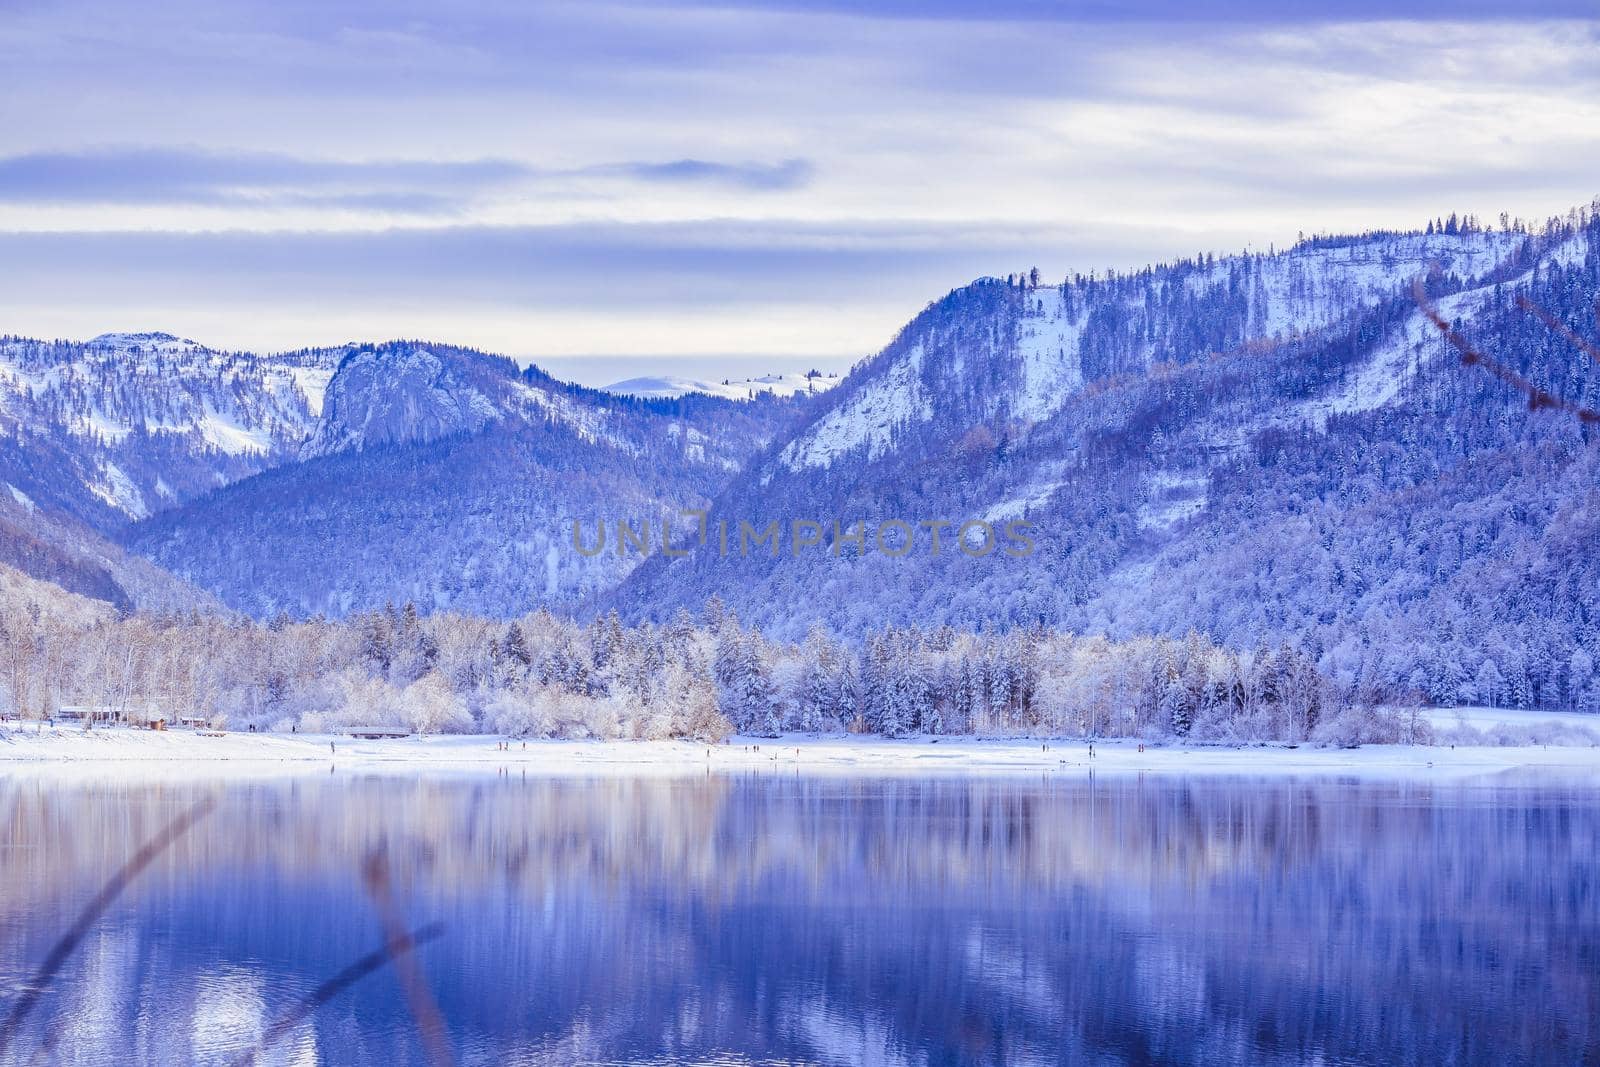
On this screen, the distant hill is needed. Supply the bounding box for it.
[604,371,842,401]
[0,331,336,529]
[127,344,814,618]
[0,331,815,617]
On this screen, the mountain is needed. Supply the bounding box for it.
[604,371,843,401]
[607,208,1600,707]
[7,205,1598,710]
[0,331,814,617]
[127,343,814,618]
[0,331,336,529]
[0,559,116,628]
[0,330,338,610]
[303,342,524,457]
[0,486,226,614]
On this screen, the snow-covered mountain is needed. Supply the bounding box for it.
[0,485,225,614]
[608,210,1600,708]
[0,331,337,525]
[605,371,843,401]
[0,332,814,616]
[6,204,1599,710]
[774,228,1538,473]
[127,345,815,618]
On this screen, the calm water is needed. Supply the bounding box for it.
[0,771,1597,1066]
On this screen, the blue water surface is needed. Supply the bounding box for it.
[0,771,1595,1065]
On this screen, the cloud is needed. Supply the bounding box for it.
[0,147,814,211]
[0,217,1209,361]
[586,158,814,191]
[0,1,1594,366]
[623,0,1600,20]
[0,219,1135,306]
[0,148,527,210]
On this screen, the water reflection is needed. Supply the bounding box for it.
[0,773,1596,1065]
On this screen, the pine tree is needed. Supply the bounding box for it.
[799,624,839,731]
[702,595,727,631]
[359,612,391,674]
[503,623,531,668]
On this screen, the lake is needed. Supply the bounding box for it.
[0,770,1596,1065]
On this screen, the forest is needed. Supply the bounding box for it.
[1,568,1426,746]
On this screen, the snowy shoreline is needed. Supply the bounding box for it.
[3,712,1600,783]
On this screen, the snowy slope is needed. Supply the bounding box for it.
[0,332,331,460]
[779,344,930,470]
[608,205,1600,722]
[605,371,842,401]
[127,355,814,618]
[0,332,338,526]
[0,322,823,617]
[773,229,1532,474]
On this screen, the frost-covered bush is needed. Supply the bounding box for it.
[333,671,406,729]
[401,673,473,735]
[1313,704,1404,747]
[482,686,555,738]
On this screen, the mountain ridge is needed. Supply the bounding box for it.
[602,207,1600,707]
[5,202,1598,715]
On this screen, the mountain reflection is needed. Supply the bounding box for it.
[0,773,1595,1065]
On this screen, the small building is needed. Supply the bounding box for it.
[347,726,412,740]
[58,700,180,727]
[128,711,168,730]
[56,704,119,724]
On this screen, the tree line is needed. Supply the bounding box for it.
[1,583,1414,745]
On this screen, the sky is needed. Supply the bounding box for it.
[1,1,1597,385]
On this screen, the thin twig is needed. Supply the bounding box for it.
[229,922,447,1067]
[361,849,456,1067]
[1413,277,1600,425]
[0,797,216,1057]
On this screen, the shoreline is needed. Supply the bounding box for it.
[3,719,1600,783]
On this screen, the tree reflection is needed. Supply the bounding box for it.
[0,774,1594,1064]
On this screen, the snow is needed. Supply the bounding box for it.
[83,408,132,443]
[1233,230,1525,340]
[981,460,1072,523]
[286,365,336,417]
[1546,228,1590,268]
[304,346,510,457]
[544,540,561,596]
[1424,705,1600,733]
[606,372,841,401]
[199,408,275,455]
[518,380,618,448]
[773,231,1534,478]
[4,724,1598,783]
[89,461,147,518]
[1139,470,1208,530]
[87,331,202,354]
[0,331,330,519]
[1013,288,1085,424]
[780,345,930,470]
[6,483,35,512]
[1267,229,1588,433]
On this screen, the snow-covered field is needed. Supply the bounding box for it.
[1424,705,1600,732]
[3,707,1598,783]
